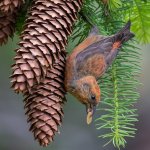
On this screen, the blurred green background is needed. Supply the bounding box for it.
[0,35,150,150]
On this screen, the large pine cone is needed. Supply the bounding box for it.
[12,0,81,93]
[11,0,83,93]
[0,12,16,45]
[24,55,66,147]
[0,0,24,14]
[11,0,83,147]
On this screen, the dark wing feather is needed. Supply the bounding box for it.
[75,21,134,79]
[75,37,115,79]
[76,38,113,63]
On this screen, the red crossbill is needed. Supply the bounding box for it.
[65,21,134,124]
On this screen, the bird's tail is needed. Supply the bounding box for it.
[113,21,135,43]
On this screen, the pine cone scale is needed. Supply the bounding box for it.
[0,13,16,45]
[0,0,24,14]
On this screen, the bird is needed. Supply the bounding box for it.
[64,21,134,124]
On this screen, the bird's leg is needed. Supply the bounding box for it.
[89,26,100,36]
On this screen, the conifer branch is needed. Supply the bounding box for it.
[68,0,142,149]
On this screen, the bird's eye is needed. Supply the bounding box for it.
[91,95,96,101]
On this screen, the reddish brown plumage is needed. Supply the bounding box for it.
[65,21,134,124]
[112,41,121,50]
[65,35,103,85]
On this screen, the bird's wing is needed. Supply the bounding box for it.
[74,21,134,79]
[75,37,120,79]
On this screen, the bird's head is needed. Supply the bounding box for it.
[73,76,101,124]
